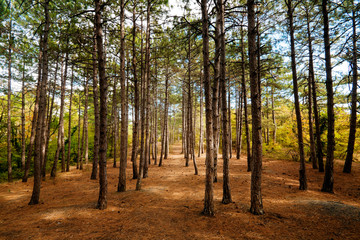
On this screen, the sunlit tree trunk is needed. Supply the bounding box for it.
[67,65,74,172]
[201,0,214,216]
[29,0,50,205]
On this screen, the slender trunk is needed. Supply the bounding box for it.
[95,0,108,209]
[159,60,169,167]
[29,0,50,205]
[136,14,146,190]
[112,69,118,168]
[344,3,357,173]
[23,37,42,183]
[61,51,69,172]
[228,81,232,158]
[51,57,66,177]
[42,67,57,179]
[83,75,89,166]
[236,87,243,159]
[21,60,26,171]
[143,0,151,178]
[130,3,139,179]
[7,16,12,182]
[201,0,214,216]
[271,85,276,143]
[248,0,264,215]
[286,0,307,190]
[198,71,204,157]
[213,6,221,183]
[219,0,232,204]
[67,65,74,172]
[118,0,127,191]
[321,0,334,193]
[305,6,317,169]
[77,94,81,169]
[241,23,251,172]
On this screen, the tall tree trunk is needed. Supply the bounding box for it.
[154,52,158,165]
[7,14,12,182]
[42,64,57,179]
[51,56,67,178]
[305,6,317,169]
[21,60,26,171]
[61,51,69,172]
[112,68,118,168]
[95,0,108,209]
[219,0,232,204]
[305,7,324,172]
[67,65,74,172]
[286,0,307,190]
[201,0,214,216]
[83,75,89,167]
[130,2,139,179]
[321,0,334,193]
[236,87,243,159]
[343,2,357,173]
[77,94,81,169]
[198,70,204,157]
[213,5,221,183]
[228,81,232,158]
[159,60,169,167]
[23,37,42,183]
[143,0,151,178]
[136,13,146,190]
[248,0,264,215]
[118,0,127,191]
[241,23,251,172]
[29,0,50,205]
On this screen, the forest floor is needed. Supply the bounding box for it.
[1,144,360,240]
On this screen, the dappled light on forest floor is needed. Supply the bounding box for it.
[1,144,360,239]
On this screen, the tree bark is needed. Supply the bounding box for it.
[130,2,139,179]
[286,0,307,190]
[118,0,127,191]
[305,6,317,170]
[321,0,334,193]
[248,0,264,215]
[241,23,251,172]
[95,0,108,209]
[7,15,12,182]
[201,0,214,216]
[21,60,26,171]
[343,2,357,173]
[29,0,50,205]
[219,0,232,204]
[67,65,74,172]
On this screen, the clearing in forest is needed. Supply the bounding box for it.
[0,144,360,240]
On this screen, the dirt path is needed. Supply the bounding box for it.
[1,144,360,239]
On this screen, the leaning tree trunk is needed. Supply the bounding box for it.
[201,0,215,216]
[29,0,50,205]
[343,3,357,173]
[321,0,335,193]
[248,0,264,215]
[286,0,307,190]
[95,0,108,209]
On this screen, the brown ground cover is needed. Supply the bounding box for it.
[1,144,360,240]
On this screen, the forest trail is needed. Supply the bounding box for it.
[1,144,360,239]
